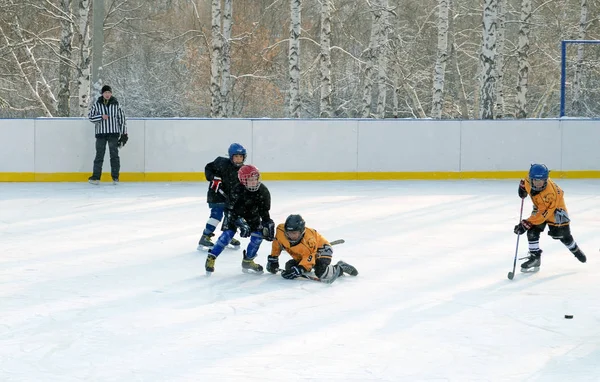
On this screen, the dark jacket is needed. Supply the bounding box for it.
[88,96,127,137]
[205,156,241,204]
[223,183,271,231]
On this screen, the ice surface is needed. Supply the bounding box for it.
[1,180,599,381]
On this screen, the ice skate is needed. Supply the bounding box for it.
[228,237,241,250]
[205,254,216,276]
[241,251,264,274]
[112,177,119,185]
[520,252,541,273]
[572,248,586,263]
[88,176,100,185]
[336,260,358,276]
[197,233,215,251]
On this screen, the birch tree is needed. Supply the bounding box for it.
[221,0,232,117]
[76,0,92,116]
[361,0,382,118]
[479,0,497,119]
[210,0,223,117]
[289,0,302,118]
[494,0,505,118]
[319,0,333,118]
[431,0,450,119]
[515,0,531,119]
[374,0,390,119]
[571,0,588,116]
[58,0,74,117]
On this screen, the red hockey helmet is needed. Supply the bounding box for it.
[238,164,261,191]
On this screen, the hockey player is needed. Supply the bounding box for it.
[205,164,275,275]
[197,143,247,251]
[514,163,586,272]
[266,214,358,283]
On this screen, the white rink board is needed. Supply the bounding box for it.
[0,119,34,172]
[561,120,600,171]
[460,120,562,171]
[357,120,461,172]
[144,119,252,172]
[252,119,358,172]
[1,118,600,175]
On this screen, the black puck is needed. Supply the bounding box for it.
[564,315,573,319]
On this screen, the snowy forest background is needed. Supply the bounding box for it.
[1,0,600,119]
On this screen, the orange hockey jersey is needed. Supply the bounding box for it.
[270,224,331,271]
[522,178,570,226]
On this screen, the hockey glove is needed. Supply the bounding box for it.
[118,133,128,148]
[281,265,304,280]
[513,219,532,235]
[518,179,528,199]
[210,176,222,193]
[235,217,251,238]
[261,219,275,241]
[266,255,279,274]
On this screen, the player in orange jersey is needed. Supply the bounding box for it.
[266,214,358,283]
[514,164,586,272]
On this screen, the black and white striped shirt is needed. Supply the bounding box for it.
[88,96,127,135]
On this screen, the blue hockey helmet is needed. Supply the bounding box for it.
[228,143,247,167]
[529,164,549,191]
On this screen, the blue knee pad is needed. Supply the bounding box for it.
[209,230,235,257]
[208,205,225,220]
[244,232,263,260]
[204,205,225,235]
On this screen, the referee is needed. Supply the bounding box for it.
[87,85,128,185]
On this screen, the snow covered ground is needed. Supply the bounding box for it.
[1,180,599,382]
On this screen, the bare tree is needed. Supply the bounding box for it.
[479,0,497,119]
[431,0,450,119]
[361,0,381,118]
[76,0,92,116]
[319,0,333,118]
[58,0,74,117]
[515,0,531,119]
[211,0,223,117]
[494,0,505,118]
[289,0,301,117]
[221,0,233,117]
[374,0,390,118]
[571,0,588,116]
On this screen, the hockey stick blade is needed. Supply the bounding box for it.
[507,271,514,280]
[330,239,345,245]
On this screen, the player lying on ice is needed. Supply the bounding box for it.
[514,163,586,272]
[205,164,275,275]
[266,214,358,284]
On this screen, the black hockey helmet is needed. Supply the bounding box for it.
[284,214,305,244]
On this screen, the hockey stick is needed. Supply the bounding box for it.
[507,198,525,280]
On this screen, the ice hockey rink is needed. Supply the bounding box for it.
[1,179,599,382]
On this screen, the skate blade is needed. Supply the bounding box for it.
[242,268,264,275]
[520,266,540,273]
[197,245,212,252]
[205,271,213,277]
[227,244,241,250]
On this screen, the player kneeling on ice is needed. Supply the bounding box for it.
[205,165,275,275]
[514,164,586,272]
[266,214,358,283]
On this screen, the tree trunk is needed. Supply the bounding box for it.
[515,0,531,119]
[431,0,450,119]
[375,0,389,119]
[572,0,588,116]
[289,0,302,118]
[76,0,92,116]
[221,0,233,117]
[319,0,333,118]
[494,0,505,118]
[210,0,223,117]
[58,0,74,117]
[479,0,497,119]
